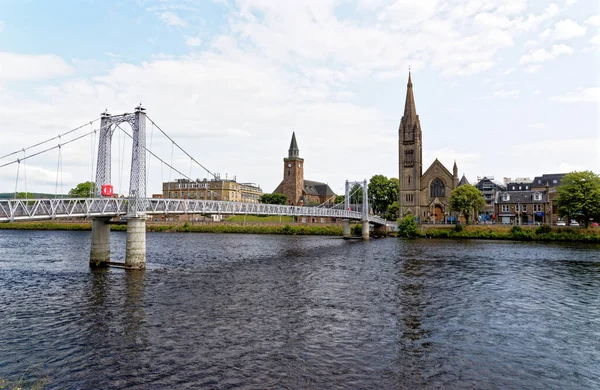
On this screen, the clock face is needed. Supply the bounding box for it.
[288,163,292,168]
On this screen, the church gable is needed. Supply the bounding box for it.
[421,159,454,191]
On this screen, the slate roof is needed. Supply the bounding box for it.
[458,174,470,186]
[303,180,336,197]
[532,173,567,188]
[495,190,548,203]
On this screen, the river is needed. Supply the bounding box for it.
[1,230,599,389]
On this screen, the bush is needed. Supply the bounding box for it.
[511,225,522,234]
[351,224,362,237]
[535,224,552,234]
[454,223,463,233]
[398,215,419,238]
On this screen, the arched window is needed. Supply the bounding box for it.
[430,178,445,197]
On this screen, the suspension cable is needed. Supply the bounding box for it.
[55,140,61,199]
[0,118,100,161]
[146,115,216,179]
[23,150,27,201]
[13,160,20,199]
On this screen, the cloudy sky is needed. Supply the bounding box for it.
[0,0,598,197]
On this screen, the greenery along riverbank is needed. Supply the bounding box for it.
[0,221,345,236]
[405,223,600,242]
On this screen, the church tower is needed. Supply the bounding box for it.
[280,132,304,205]
[398,72,423,217]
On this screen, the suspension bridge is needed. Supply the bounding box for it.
[0,105,390,269]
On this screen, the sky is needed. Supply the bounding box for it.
[0,0,598,197]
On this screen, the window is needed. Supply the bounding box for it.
[430,178,445,197]
[515,204,520,212]
[502,205,509,212]
[534,204,542,212]
[538,180,541,184]
[512,186,515,190]
[502,193,510,201]
[553,179,557,184]
[519,186,521,190]
[533,192,542,201]
[525,186,529,190]
[522,205,527,212]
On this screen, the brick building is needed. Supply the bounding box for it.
[273,133,336,205]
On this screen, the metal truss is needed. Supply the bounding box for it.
[0,198,388,225]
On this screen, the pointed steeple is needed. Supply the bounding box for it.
[403,71,417,123]
[453,160,458,177]
[288,132,300,158]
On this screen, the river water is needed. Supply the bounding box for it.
[0,230,599,389]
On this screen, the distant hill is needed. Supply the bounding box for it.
[0,193,67,199]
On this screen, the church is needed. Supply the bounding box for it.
[398,72,468,222]
[274,132,336,205]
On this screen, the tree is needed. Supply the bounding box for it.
[259,192,287,205]
[385,200,399,221]
[368,174,391,214]
[350,184,363,205]
[398,214,419,238]
[556,171,600,228]
[69,181,95,198]
[334,195,345,204]
[449,184,485,225]
[15,192,34,199]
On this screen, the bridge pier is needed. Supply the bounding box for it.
[125,217,146,269]
[362,221,370,240]
[90,217,111,267]
[343,219,351,239]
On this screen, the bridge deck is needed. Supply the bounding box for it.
[0,198,388,225]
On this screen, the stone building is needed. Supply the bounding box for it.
[494,189,550,225]
[532,173,566,224]
[161,177,263,203]
[274,132,336,205]
[398,72,462,223]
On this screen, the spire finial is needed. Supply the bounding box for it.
[288,132,299,158]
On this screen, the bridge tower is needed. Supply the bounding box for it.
[343,179,370,240]
[90,105,147,269]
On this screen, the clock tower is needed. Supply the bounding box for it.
[280,132,304,205]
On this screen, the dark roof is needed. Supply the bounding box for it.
[288,132,299,158]
[475,177,506,191]
[532,173,567,188]
[458,174,470,186]
[303,180,336,197]
[495,190,548,203]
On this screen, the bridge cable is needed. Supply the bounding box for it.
[55,139,62,199]
[115,124,192,183]
[13,159,20,199]
[0,128,101,169]
[0,118,100,161]
[145,116,216,179]
[145,122,155,198]
[168,141,174,197]
[23,150,27,202]
[90,122,96,191]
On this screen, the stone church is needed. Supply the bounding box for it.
[274,133,336,205]
[398,72,467,222]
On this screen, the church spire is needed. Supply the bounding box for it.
[403,71,417,123]
[288,132,300,158]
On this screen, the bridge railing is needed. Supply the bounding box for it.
[0,198,388,225]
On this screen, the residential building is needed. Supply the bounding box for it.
[162,177,263,203]
[274,132,336,205]
[474,176,506,221]
[494,189,550,225]
[532,173,567,224]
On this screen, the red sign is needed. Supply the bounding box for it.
[101,184,114,197]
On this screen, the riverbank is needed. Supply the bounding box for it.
[0,221,346,236]
[416,224,600,242]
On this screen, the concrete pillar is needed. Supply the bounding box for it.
[343,219,351,238]
[125,217,146,269]
[362,221,370,240]
[90,217,111,267]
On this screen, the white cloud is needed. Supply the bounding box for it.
[565,0,577,5]
[591,34,600,46]
[533,90,541,94]
[526,65,541,73]
[585,15,600,27]
[0,52,73,81]
[519,44,574,64]
[551,19,587,40]
[159,12,188,27]
[552,87,600,103]
[494,88,520,97]
[528,123,546,129]
[185,37,202,47]
[503,68,515,75]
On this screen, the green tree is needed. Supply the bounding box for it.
[398,214,419,238]
[556,171,600,228]
[384,200,399,221]
[15,192,34,199]
[449,184,485,225]
[368,174,391,214]
[334,195,345,204]
[69,181,95,198]
[350,184,363,205]
[259,192,287,205]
